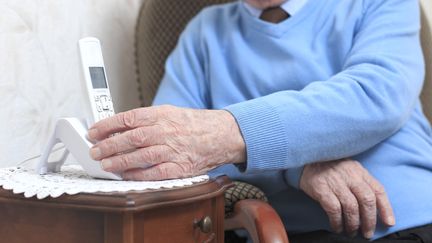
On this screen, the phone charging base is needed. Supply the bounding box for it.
[35,117,122,180]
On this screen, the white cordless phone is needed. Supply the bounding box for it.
[36,37,121,180]
[79,37,115,126]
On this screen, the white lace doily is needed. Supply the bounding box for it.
[0,165,209,199]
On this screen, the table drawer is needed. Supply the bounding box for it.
[134,198,221,243]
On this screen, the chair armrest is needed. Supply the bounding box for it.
[225,199,289,243]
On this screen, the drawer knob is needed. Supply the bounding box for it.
[196,216,213,233]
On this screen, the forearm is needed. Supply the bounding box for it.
[225,70,422,171]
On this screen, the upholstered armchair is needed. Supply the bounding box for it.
[134,0,432,242]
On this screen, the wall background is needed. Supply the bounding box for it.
[0,0,143,167]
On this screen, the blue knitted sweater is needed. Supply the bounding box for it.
[153,0,432,239]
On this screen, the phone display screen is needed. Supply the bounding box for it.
[89,67,107,89]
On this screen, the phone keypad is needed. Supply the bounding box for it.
[94,94,114,121]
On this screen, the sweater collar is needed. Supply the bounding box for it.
[239,0,322,38]
[242,0,309,17]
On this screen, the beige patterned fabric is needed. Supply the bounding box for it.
[420,0,432,122]
[224,181,268,217]
[135,0,233,107]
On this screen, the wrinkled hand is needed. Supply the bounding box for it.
[299,159,395,239]
[87,105,246,180]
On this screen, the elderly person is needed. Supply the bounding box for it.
[88,0,432,241]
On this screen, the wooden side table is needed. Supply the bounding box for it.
[0,176,231,243]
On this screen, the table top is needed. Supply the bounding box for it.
[0,176,232,213]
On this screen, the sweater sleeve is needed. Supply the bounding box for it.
[225,0,425,187]
[152,15,208,109]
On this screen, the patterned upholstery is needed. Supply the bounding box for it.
[224,181,268,217]
[135,0,233,107]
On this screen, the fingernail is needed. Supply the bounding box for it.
[90,147,101,160]
[86,133,97,143]
[365,231,374,239]
[387,216,396,225]
[101,159,112,170]
[88,129,98,140]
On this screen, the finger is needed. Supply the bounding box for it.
[88,107,155,141]
[100,145,173,173]
[367,177,396,227]
[90,126,164,160]
[318,191,344,234]
[122,162,186,181]
[350,182,377,239]
[331,184,360,236]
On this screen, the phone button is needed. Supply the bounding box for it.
[96,104,103,112]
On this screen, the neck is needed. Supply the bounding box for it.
[243,0,288,10]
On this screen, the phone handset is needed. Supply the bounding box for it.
[36,37,121,180]
[78,37,115,127]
